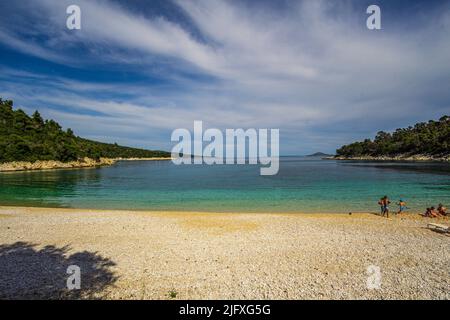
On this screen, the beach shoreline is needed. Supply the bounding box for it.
[0,206,448,300]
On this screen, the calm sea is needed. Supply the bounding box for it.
[0,157,449,213]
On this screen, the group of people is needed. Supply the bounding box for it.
[423,204,447,218]
[377,196,404,218]
[377,196,447,218]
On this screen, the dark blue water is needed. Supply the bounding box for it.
[0,157,449,213]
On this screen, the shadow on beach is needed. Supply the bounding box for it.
[0,242,118,299]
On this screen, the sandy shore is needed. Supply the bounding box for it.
[0,206,448,300]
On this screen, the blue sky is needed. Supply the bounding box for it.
[0,0,449,155]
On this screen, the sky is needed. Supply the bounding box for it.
[0,0,449,155]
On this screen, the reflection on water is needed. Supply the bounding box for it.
[340,161,450,176]
[1,158,450,213]
[0,168,104,207]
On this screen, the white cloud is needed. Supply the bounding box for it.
[0,0,449,154]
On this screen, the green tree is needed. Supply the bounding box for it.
[0,98,171,163]
[336,116,450,157]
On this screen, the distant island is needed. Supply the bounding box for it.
[334,116,450,161]
[0,98,171,171]
[306,152,334,157]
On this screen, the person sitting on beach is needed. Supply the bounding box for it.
[382,196,391,218]
[397,199,407,214]
[437,204,447,216]
[428,207,439,218]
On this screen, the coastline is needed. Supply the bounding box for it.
[114,157,172,161]
[0,206,448,299]
[326,155,450,162]
[0,157,172,172]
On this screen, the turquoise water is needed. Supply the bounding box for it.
[0,157,449,213]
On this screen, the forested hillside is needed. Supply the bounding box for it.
[0,98,170,163]
[336,116,450,158]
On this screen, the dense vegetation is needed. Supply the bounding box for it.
[0,98,170,163]
[336,116,450,157]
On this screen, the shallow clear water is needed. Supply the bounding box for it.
[0,157,449,213]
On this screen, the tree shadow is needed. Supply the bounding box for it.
[0,242,118,299]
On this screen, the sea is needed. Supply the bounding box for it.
[0,157,449,213]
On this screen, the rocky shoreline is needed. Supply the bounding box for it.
[115,157,172,161]
[0,157,172,172]
[0,157,116,172]
[327,154,450,162]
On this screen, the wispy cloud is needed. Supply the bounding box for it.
[0,0,449,154]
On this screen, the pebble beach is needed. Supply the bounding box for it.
[0,206,448,300]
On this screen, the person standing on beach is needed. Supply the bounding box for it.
[382,196,391,218]
[378,198,384,215]
[397,199,407,214]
